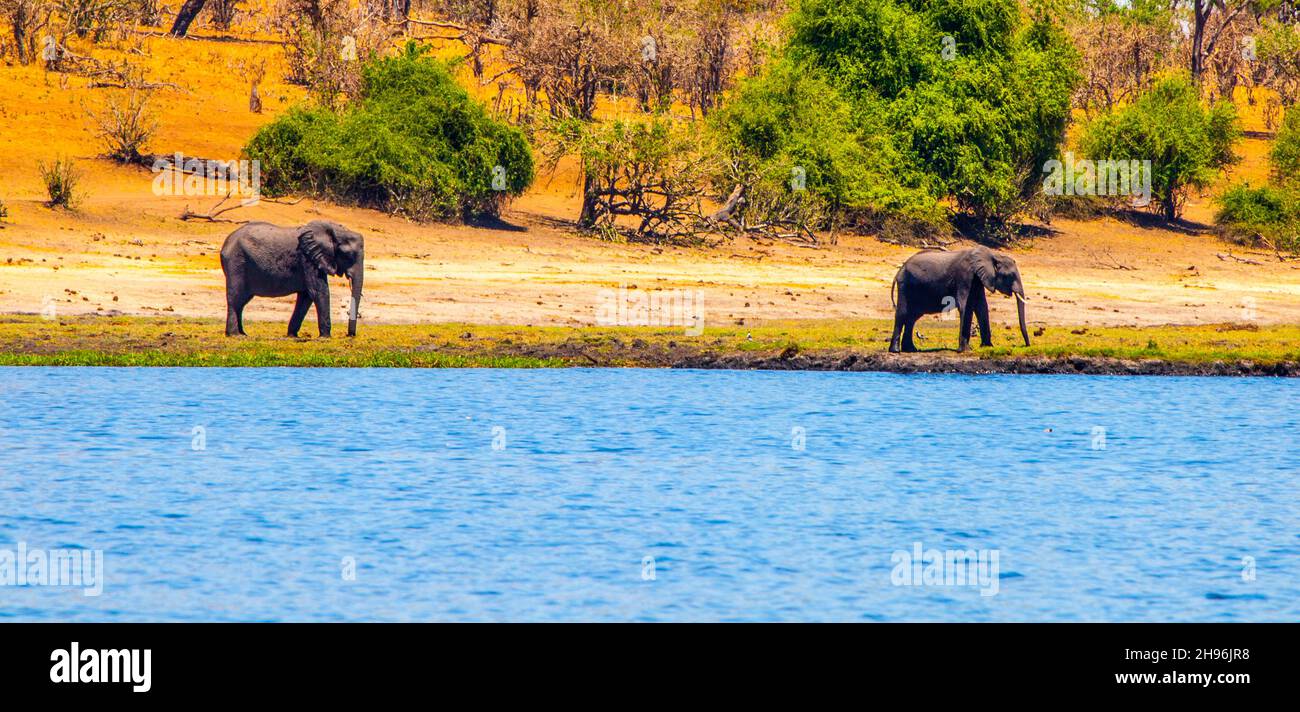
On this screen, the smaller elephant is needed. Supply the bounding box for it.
[889,246,1030,353]
[220,220,364,337]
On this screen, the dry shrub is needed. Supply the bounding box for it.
[87,85,158,163]
[39,157,82,208]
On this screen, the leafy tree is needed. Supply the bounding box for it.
[1081,74,1239,220]
[708,56,943,237]
[782,0,1079,230]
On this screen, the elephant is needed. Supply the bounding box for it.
[220,220,364,337]
[888,246,1029,353]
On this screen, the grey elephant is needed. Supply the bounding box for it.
[889,246,1029,353]
[220,220,364,337]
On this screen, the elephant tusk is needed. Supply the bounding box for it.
[1015,292,1029,303]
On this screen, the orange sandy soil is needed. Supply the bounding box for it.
[1,21,1298,335]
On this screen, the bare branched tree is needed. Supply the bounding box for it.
[1254,16,1300,128]
[87,84,158,163]
[544,117,716,244]
[1065,7,1179,117]
[1,0,55,64]
[206,0,240,31]
[1188,0,1256,82]
[495,0,635,121]
[271,0,396,106]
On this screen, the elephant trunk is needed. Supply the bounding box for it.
[1015,290,1029,346]
[347,255,363,337]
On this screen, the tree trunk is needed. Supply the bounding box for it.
[578,172,601,228]
[1191,1,1206,81]
[12,1,39,65]
[169,0,208,37]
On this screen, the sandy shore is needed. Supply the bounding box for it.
[2,185,1299,334]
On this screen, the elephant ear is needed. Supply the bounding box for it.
[971,249,997,292]
[298,226,337,276]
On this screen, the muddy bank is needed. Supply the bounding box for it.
[504,340,1299,377]
[679,352,1298,377]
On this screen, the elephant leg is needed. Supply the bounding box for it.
[974,292,993,347]
[227,292,250,337]
[225,300,240,337]
[235,296,250,336]
[957,302,974,352]
[287,292,311,337]
[224,276,243,336]
[313,286,332,338]
[889,310,906,353]
[300,268,332,338]
[901,318,918,352]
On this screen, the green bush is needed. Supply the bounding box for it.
[783,0,1079,228]
[245,43,534,221]
[1216,111,1300,252]
[1215,183,1300,252]
[1271,109,1300,186]
[1081,74,1239,221]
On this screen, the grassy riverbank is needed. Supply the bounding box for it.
[1,315,1297,375]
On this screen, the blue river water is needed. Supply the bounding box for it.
[0,367,1296,621]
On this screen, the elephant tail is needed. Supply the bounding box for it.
[890,265,904,308]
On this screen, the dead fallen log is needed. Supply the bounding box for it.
[1216,252,1263,265]
[179,191,249,223]
[87,79,184,91]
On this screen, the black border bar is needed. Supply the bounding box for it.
[0,623,1287,700]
